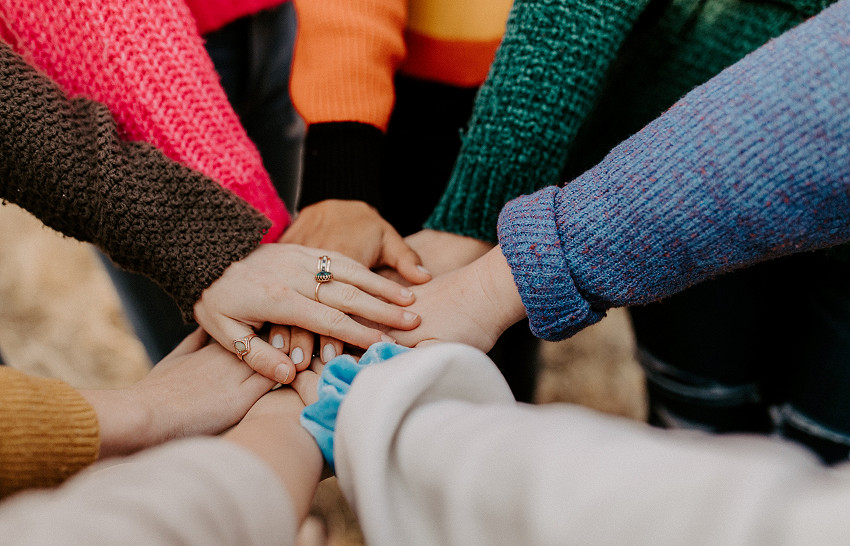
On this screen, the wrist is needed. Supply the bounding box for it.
[478,246,527,333]
[80,388,153,458]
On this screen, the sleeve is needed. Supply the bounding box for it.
[0,42,269,319]
[0,438,298,545]
[334,343,850,544]
[0,0,289,241]
[0,368,99,499]
[425,0,650,242]
[290,0,407,209]
[498,0,850,340]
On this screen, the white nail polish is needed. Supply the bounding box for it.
[381,334,396,344]
[322,344,337,362]
[291,347,304,365]
[271,334,284,349]
[274,364,290,384]
[404,311,418,322]
[417,265,431,276]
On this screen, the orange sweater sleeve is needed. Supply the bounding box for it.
[0,368,99,498]
[290,0,407,131]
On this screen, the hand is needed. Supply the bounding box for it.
[386,247,527,352]
[80,329,276,458]
[193,243,421,383]
[223,385,323,523]
[281,200,432,284]
[405,229,494,277]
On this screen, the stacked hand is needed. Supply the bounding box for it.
[193,243,421,383]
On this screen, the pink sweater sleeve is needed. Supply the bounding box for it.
[0,1,289,241]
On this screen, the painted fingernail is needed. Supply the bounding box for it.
[274,364,291,384]
[381,334,396,344]
[401,288,414,299]
[271,334,285,349]
[403,311,418,322]
[417,265,431,276]
[291,347,304,365]
[322,344,337,362]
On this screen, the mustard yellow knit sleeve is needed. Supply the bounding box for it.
[0,367,99,498]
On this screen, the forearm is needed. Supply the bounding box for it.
[499,1,850,340]
[222,389,323,522]
[0,369,99,498]
[0,0,289,239]
[0,439,299,544]
[338,344,838,544]
[426,0,649,242]
[0,42,269,317]
[291,0,406,209]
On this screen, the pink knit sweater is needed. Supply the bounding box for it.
[0,0,289,241]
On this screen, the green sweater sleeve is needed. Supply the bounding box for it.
[425,0,649,243]
[0,41,270,319]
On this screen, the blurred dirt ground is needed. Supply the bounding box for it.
[0,201,646,544]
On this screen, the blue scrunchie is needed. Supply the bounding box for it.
[300,342,409,470]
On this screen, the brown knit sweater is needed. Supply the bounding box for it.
[0,42,272,496]
[0,41,271,319]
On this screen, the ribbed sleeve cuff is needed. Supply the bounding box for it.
[425,158,513,244]
[0,368,99,498]
[497,188,605,341]
[297,122,385,210]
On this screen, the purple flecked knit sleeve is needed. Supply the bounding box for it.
[498,0,850,341]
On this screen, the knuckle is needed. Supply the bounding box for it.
[337,284,360,307]
[322,307,349,331]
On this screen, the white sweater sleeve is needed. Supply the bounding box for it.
[0,437,297,545]
[335,343,850,545]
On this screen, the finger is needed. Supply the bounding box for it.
[309,354,325,375]
[290,369,320,406]
[381,233,431,285]
[269,324,290,353]
[231,328,296,385]
[167,327,208,357]
[316,280,421,331]
[326,252,416,306]
[289,326,314,372]
[318,335,344,363]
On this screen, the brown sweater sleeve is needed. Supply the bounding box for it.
[0,41,271,319]
[0,368,99,498]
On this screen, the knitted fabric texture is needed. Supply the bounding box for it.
[185,0,286,35]
[0,42,270,319]
[291,0,509,209]
[0,368,99,499]
[428,0,837,243]
[498,0,850,340]
[0,0,288,241]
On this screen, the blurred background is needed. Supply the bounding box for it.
[0,200,646,545]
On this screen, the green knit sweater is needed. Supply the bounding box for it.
[426,0,835,243]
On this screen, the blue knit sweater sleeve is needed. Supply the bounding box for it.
[498,0,850,341]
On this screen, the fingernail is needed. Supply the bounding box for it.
[417,265,431,276]
[271,334,285,349]
[291,347,304,365]
[381,334,396,344]
[403,311,418,322]
[274,364,291,384]
[322,344,336,362]
[401,288,414,299]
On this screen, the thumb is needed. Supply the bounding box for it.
[381,232,431,285]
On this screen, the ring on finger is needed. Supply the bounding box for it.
[316,255,333,283]
[233,333,258,361]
